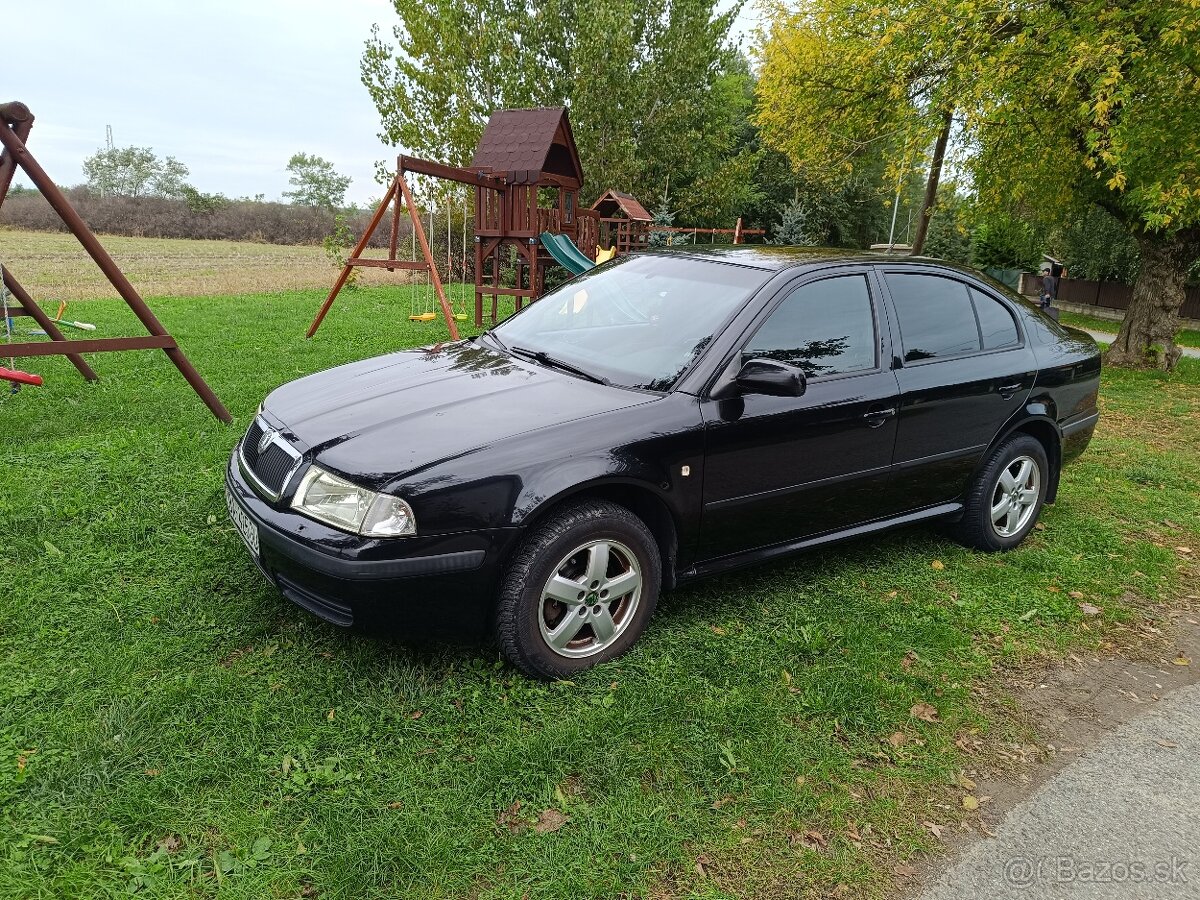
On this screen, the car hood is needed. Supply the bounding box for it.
[264,340,652,484]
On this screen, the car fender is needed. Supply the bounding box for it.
[974,397,1063,503]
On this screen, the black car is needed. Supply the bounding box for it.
[227,248,1100,678]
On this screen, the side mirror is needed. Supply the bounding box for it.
[734,358,807,397]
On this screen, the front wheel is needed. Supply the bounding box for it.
[953,434,1050,552]
[495,500,661,679]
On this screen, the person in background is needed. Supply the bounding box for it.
[1039,267,1055,310]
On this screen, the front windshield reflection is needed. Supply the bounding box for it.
[491,255,763,391]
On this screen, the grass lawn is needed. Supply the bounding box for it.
[1058,308,1200,348]
[2,286,1199,898]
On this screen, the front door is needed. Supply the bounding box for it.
[698,271,901,561]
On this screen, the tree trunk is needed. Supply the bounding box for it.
[910,107,953,256]
[1104,230,1196,371]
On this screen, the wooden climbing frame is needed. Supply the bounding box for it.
[0,100,230,422]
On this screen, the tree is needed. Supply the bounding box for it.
[360,0,752,220]
[82,146,190,199]
[283,153,352,208]
[756,0,1200,369]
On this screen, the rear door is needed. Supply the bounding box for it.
[698,269,902,560]
[878,268,1038,511]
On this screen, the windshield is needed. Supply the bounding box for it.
[491,254,764,391]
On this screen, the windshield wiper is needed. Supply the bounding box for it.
[477,330,509,353]
[510,346,609,385]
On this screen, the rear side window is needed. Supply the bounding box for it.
[885,273,980,362]
[970,288,1019,349]
[743,275,877,378]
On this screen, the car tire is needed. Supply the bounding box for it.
[953,434,1050,552]
[495,500,661,679]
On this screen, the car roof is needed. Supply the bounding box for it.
[641,245,983,277]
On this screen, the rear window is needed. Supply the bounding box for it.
[885,273,980,361]
[970,288,1020,350]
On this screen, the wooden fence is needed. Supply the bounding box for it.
[1022,274,1200,320]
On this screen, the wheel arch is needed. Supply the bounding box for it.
[515,479,681,590]
[987,406,1063,503]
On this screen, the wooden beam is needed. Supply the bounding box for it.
[4,335,176,357]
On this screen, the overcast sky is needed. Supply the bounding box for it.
[7,0,754,207]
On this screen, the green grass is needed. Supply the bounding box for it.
[2,285,1199,898]
[1058,309,1200,348]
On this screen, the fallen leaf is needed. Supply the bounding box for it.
[1019,609,1037,622]
[1174,655,1192,667]
[789,829,828,851]
[534,808,568,834]
[922,821,943,840]
[781,669,792,686]
[1068,590,1085,599]
[910,702,940,724]
[1155,740,1178,749]
[845,824,862,845]
[695,854,712,877]
[931,560,944,570]
[143,768,160,777]
[893,863,917,878]
[795,775,807,788]
[1034,522,1046,531]
[956,772,976,791]
[326,708,335,721]
[961,795,980,811]
[410,710,423,720]
[158,834,182,854]
[1046,585,1060,593]
[496,801,526,834]
[387,801,404,809]
[888,731,907,748]
[43,540,63,556]
[901,650,918,670]
[710,625,726,635]
[1177,547,1193,555]
[1078,602,1102,617]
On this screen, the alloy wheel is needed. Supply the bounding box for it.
[990,455,1041,538]
[538,539,642,658]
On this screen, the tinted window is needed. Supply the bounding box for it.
[970,288,1019,349]
[743,275,877,378]
[886,273,980,361]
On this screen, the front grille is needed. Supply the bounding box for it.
[255,443,296,495]
[242,418,265,468]
[239,416,302,500]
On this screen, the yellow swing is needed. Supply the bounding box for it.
[408,224,436,322]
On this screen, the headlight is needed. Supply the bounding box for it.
[291,465,416,537]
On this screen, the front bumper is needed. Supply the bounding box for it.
[226,456,520,640]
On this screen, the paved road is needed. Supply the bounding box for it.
[918,682,1200,899]
[1082,328,1200,359]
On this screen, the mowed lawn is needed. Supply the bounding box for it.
[2,285,1199,899]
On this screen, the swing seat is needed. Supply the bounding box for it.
[409,312,438,322]
[0,366,43,386]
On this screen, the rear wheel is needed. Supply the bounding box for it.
[496,500,660,679]
[953,434,1049,551]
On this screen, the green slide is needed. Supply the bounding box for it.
[540,232,596,275]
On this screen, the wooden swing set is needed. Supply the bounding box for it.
[0,101,230,421]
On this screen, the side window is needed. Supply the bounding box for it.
[742,275,877,378]
[885,273,980,362]
[970,288,1020,350]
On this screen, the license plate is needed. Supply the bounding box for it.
[226,485,260,558]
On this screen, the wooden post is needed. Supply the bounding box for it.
[308,177,398,338]
[397,174,460,341]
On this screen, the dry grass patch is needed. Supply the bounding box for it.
[0,228,413,300]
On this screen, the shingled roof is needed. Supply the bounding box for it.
[591,189,652,222]
[470,107,584,186]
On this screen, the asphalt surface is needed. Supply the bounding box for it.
[918,681,1200,899]
[1082,329,1200,359]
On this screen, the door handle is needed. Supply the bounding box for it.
[862,407,896,427]
[998,382,1023,399]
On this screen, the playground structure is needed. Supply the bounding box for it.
[308,106,764,336]
[0,101,231,421]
